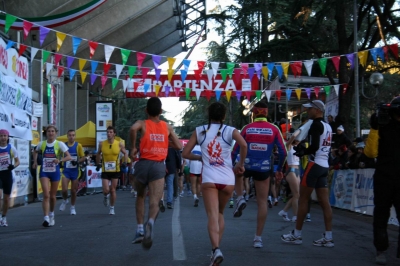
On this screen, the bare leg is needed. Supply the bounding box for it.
[2,194,10,216]
[235,174,244,197]
[255,179,270,236]
[109,179,118,206]
[40,178,50,216]
[49,181,60,212]
[135,181,146,225]
[70,179,79,206]
[315,187,332,231]
[295,185,314,231]
[102,179,110,196]
[148,178,165,220]
[61,176,70,201]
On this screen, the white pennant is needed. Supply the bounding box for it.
[104,45,115,63]
[122,80,128,92]
[31,47,39,62]
[265,90,271,102]
[211,62,220,77]
[46,63,53,76]
[333,84,340,95]
[206,69,214,82]
[115,64,123,79]
[195,89,202,101]
[304,60,313,76]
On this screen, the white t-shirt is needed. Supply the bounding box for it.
[189,145,203,174]
[287,146,299,166]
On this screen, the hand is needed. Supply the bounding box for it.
[130,148,138,160]
[71,160,78,166]
[96,164,102,172]
[370,113,379,130]
[8,164,15,171]
[32,162,37,169]
[234,164,245,175]
[293,143,306,157]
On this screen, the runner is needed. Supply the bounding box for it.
[33,125,71,227]
[182,102,247,265]
[129,97,182,249]
[0,129,20,227]
[96,126,128,215]
[59,130,86,215]
[190,145,203,207]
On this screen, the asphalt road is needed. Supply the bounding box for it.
[0,190,399,266]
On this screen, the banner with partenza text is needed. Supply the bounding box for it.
[0,103,32,140]
[0,72,33,115]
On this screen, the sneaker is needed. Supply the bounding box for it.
[306,215,311,222]
[313,233,334,247]
[253,239,263,248]
[132,230,145,244]
[59,199,69,211]
[229,200,234,208]
[291,216,297,222]
[142,221,154,250]
[376,251,387,265]
[70,206,77,215]
[159,200,165,213]
[268,199,273,208]
[179,192,184,198]
[233,197,247,218]
[0,217,8,227]
[194,197,199,207]
[103,194,110,207]
[167,202,173,209]
[209,248,224,266]
[281,230,302,244]
[49,216,55,226]
[42,216,50,227]
[187,191,192,196]
[278,210,291,222]
[109,207,115,215]
[274,199,279,206]
[245,194,249,202]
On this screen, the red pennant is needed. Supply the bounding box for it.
[194,69,202,82]
[205,90,212,101]
[54,53,63,66]
[136,52,147,68]
[342,84,348,94]
[89,41,98,59]
[133,81,140,92]
[18,44,27,57]
[197,61,206,72]
[101,76,108,88]
[245,91,252,101]
[275,90,282,101]
[57,66,64,78]
[23,21,33,40]
[389,44,398,59]
[383,46,389,61]
[141,67,150,80]
[290,61,302,77]
[174,88,180,96]
[314,87,320,98]
[233,68,241,85]
[103,63,111,76]
[331,56,340,73]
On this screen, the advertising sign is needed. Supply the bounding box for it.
[95,101,113,131]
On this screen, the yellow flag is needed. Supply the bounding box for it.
[80,71,87,83]
[56,32,67,52]
[262,66,268,81]
[225,90,232,102]
[295,88,302,100]
[167,57,176,70]
[358,51,369,67]
[79,59,87,71]
[167,69,174,82]
[155,84,161,96]
[282,62,289,78]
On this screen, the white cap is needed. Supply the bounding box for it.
[337,125,344,131]
[302,100,325,112]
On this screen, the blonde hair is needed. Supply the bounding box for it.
[45,125,58,133]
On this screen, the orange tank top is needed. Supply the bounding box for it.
[140,120,169,161]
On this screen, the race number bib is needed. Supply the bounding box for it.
[105,161,116,171]
[66,156,78,168]
[43,158,56,172]
[0,152,10,171]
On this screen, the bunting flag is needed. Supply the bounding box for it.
[226,90,232,102]
[206,69,213,82]
[23,21,33,40]
[91,61,98,73]
[112,78,118,90]
[235,90,242,101]
[286,89,292,101]
[121,49,131,66]
[331,56,340,73]
[80,71,87,83]
[174,88,180,97]
[265,90,271,102]
[377,47,385,62]
[317,58,327,75]
[194,69,202,82]
[167,57,176,70]
[67,56,74,68]
[104,45,115,63]
[79,59,87,71]
[89,41,98,59]
[240,63,249,75]
[101,76,108,88]
[193,89,200,101]
[324,85,331,96]
[275,64,283,79]
[69,69,77,80]
[220,69,228,83]
[290,62,302,77]
[56,32,67,52]
[346,53,354,69]
[198,61,206,72]
[152,55,162,69]
[185,88,191,99]
[39,26,50,46]
[248,68,255,81]
[167,69,174,82]
[6,40,14,50]
[4,14,17,34]
[141,67,150,80]
[46,63,53,76]
[54,53,62,66]
[305,88,311,99]
[57,66,64,78]
[333,84,340,95]
[358,50,369,67]
[205,90,212,101]
[304,60,313,76]
[122,80,129,92]
[227,62,235,78]
[18,44,27,57]
[245,91,252,101]
[42,50,50,63]
[383,46,390,60]
[215,90,222,101]
[180,70,188,82]
[211,62,219,77]
[295,88,302,100]
[90,74,97,85]
[154,84,161,96]
[267,63,275,79]
[254,63,262,79]
[72,37,82,55]
[143,83,150,94]
[261,67,268,80]
[255,90,262,100]
[370,48,379,65]
[155,69,161,81]
[275,90,282,101]
[30,47,39,62]
[182,59,191,71]
[115,64,123,79]
[164,86,171,97]
[136,52,146,68]
[281,62,289,78]
[314,87,320,98]
[103,63,111,76]
[389,44,398,59]
[128,66,137,78]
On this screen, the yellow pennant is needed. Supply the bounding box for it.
[79,59,87,71]
[80,71,87,83]
[155,84,161,96]
[225,90,232,102]
[56,32,67,52]
[261,66,268,80]
[167,57,176,70]
[167,69,174,82]
[282,62,289,78]
[358,51,369,67]
[295,88,302,100]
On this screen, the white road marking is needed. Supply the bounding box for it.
[172,198,187,260]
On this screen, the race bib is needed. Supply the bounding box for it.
[105,161,116,171]
[43,158,56,172]
[0,152,10,171]
[66,156,78,168]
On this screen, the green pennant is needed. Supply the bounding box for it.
[185,88,191,99]
[220,69,228,83]
[42,50,51,63]
[128,66,137,78]
[121,49,131,66]
[226,62,235,77]
[112,78,119,90]
[324,85,331,96]
[318,58,328,75]
[255,90,262,100]
[5,14,17,34]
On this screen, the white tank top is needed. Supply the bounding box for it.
[312,121,332,168]
[287,146,299,166]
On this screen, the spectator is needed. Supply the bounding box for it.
[333,125,352,149]
[357,142,376,169]
[327,115,336,132]
[344,145,358,169]
[280,118,291,140]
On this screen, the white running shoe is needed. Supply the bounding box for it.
[305,214,312,222]
[281,230,302,244]
[233,197,247,217]
[278,210,291,222]
[0,217,8,227]
[253,239,263,248]
[42,216,50,227]
[70,206,77,215]
[59,199,69,211]
[49,216,55,226]
[209,248,224,266]
[109,207,115,215]
[291,216,297,222]
[313,233,334,247]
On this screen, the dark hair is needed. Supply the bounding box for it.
[147,97,162,116]
[67,129,75,134]
[201,102,226,136]
[107,126,116,133]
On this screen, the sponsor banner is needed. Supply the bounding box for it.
[96,101,113,131]
[32,130,40,145]
[352,168,375,215]
[0,72,33,115]
[0,103,32,140]
[329,170,354,210]
[33,102,43,117]
[86,166,102,188]
[16,138,30,168]
[31,116,38,130]
[11,167,32,197]
[0,38,29,86]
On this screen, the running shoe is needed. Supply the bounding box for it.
[291,216,297,222]
[253,239,263,248]
[305,214,311,222]
[233,197,247,218]
[278,210,291,222]
[103,194,110,207]
[313,233,334,247]
[159,200,165,213]
[245,194,249,202]
[70,206,77,215]
[375,251,387,265]
[142,221,154,250]
[49,216,55,226]
[229,199,234,208]
[132,230,144,244]
[281,230,302,244]
[187,191,192,196]
[167,202,173,209]
[59,199,69,211]
[0,217,8,227]
[274,199,279,206]
[109,207,115,215]
[209,248,224,266]
[179,191,184,197]
[268,199,273,209]
[194,197,199,207]
[42,216,50,227]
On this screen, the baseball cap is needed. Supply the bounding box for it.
[302,100,325,112]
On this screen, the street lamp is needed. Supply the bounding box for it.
[361,72,384,99]
[242,99,251,108]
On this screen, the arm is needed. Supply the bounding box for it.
[58,151,72,164]
[119,142,128,163]
[77,144,86,163]
[232,129,247,174]
[275,129,288,172]
[96,142,103,165]
[182,131,201,161]
[14,157,20,168]
[32,144,39,169]
[168,123,182,150]
[129,120,144,158]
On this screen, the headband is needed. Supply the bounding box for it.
[252,107,268,117]
[0,129,9,135]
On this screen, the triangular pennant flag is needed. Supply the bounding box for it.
[72,37,82,55]
[80,71,88,83]
[295,88,301,100]
[358,51,369,67]
[54,54,62,66]
[174,88,180,97]
[104,45,115,63]
[141,67,150,80]
[265,90,271,102]
[290,62,302,78]
[305,88,311,99]
[215,90,222,101]
[304,60,313,76]
[152,55,162,69]
[182,59,191,71]
[42,50,50,64]
[281,62,289,78]
[314,87,320,98]
[331,56,340,73]
[220,69,228,83]
[195,89,202,101]
[128,66,137,78]
[255,90,262,100]
[154,84,161,96]
[6,40,14,50]
[377,47,385,62]
[370,48,379,65]
[89,41,98,59]
[275,64,283,79]
[185,88,191,99]
[205,90,212,101]
[286,89,292,101]
[240,63,249,75]
[136,52,147,68]
[211,62,219,77]
[30,47,39,62]
[261,66,268,80]
[180,69,188,82]
[67,56,74,69]
[324,85,331,96]
[164,86,171,97]
[90,74,97,85]
[79,59,87,71]
[143,83,150,95]
[194,69,202,82]
[56,32,67,52]
[39,26,50,47]
[115,64,123,79]
[206,69,213,82]
[167,57,176,70]
[69,69,77,81]
[236,90,242,101]
[342,84,348,94]
[121,49,131,66]
[226,90,232,102]
[167,69,174,82]
[197,61,206,72]
[245,91,252,101]
[275,90,282,101]
[103,63,111,76]
[46,63,53,76]
[101,76,108,88]
[254,63,262,79]
[345,53,354,69]
[155,69,161,82]
[122,80,129,92]
[233,68,241,84]
[18,44,27,57]
[267,63,275,79]
[333,84,340,95]
[57,66,64,78]
[389,44,398,59]
[91,61,98,73]
[23,21,33,40]
[317,58,328,75]
[112,78,118,90]
[5,14,17,34]
[248,67,255,81]
[227,62,235,78]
